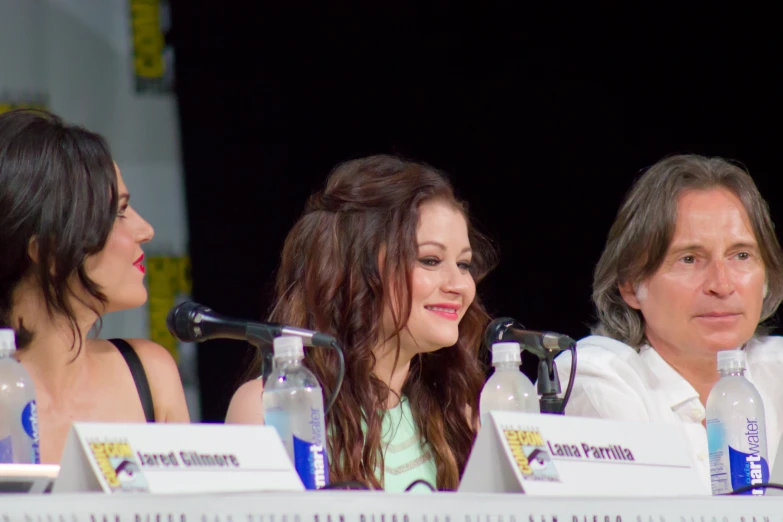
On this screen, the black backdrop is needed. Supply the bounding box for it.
[169,4,781,421]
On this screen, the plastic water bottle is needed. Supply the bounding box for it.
[706,349,768,495]
[479,342,539,424]
[262,335,329,489]
[0,329,40,464]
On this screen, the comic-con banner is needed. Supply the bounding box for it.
[0,91,48,115]
[129,0,174,94]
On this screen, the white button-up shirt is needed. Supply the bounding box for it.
[555,335,783,494]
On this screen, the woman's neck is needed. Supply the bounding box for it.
[372,337,415,409]
[10,281,96,397]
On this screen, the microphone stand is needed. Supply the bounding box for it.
[534,354,564,414]
[521,343,577,415]
[245,324,277,383]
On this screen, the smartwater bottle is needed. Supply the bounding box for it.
[479,341,539,424]
[706,349,768,495]
[262,335,329,489]
[0,328,40,464]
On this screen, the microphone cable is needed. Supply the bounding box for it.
[559,343,577,414]
[725,482,783,495]
[325,339,345,414]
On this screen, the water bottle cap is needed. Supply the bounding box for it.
[0,329,17,356]
[716,349,745,371]
[273,335,304,359]
[492,342,521,364]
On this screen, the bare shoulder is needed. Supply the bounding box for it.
[124,338,181,381]
[88,338,176,372]
[225,379,265,425]
[125,338,190,423]
[124,338,177,364]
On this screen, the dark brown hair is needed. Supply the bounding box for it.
[250,154,496,489]
[593,154,783,348]
[0,109,118,351]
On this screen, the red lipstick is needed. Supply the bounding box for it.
[133,254,145,274]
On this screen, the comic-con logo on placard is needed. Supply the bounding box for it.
[502,427,561,482]
[88,439,149,492]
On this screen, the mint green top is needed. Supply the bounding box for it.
[376,396,437,492]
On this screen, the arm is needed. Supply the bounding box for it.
[225,379,265,424]
[127,339,190,423]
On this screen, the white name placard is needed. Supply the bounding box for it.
[52,422,304,494]
[459,411,705,496]
[0,464,59,494]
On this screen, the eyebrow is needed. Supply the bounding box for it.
[418,241,472,254]
[668,241,759,256]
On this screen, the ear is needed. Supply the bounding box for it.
[27,237,40,264]
[619,281,642,310]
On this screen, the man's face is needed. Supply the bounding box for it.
[621,188,766,355]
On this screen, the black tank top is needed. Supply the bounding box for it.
[108,338,155,422]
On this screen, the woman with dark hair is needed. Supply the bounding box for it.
[0,109,189,463]
[226,155,496,491]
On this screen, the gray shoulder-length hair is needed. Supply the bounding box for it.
[592,154,783,349]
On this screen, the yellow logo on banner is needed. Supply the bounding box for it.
[146,256,191,360]
[130,0,164,78]
[0,95,48,115]
[129,0,172,93]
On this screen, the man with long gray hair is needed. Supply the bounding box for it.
[556,154,783,493]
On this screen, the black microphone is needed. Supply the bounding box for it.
[166,301,337,348]
[167,302,346,413]
[485,317,576,357]
[484,317,577,415]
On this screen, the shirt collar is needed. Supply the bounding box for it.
[639,345,701,410]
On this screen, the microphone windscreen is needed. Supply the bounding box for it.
[167,301,210,342]
[484,317,521,348]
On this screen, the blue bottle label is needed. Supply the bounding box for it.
[0,435,12,464]
[728,445,768,495]
[292,435,329,489]
[21,400,41,464]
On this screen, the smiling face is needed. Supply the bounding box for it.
[82,166,154,313]
[382,199,476,356]
[620,188,766,356]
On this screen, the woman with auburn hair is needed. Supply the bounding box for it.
[226,154,496,491]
